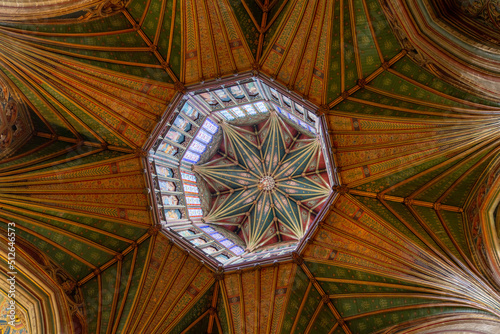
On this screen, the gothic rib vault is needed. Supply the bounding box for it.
[0,0,500,333]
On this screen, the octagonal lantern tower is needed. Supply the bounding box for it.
[147,77,337,269]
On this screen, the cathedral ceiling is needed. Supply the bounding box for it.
[0,0,500,333]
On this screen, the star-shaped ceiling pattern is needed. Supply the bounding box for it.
[194,112,330,251]
[1,0,500,333]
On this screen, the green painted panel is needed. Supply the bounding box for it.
[227,0,260,57]
[24,149,125,175]
[364,0,400,61]
[343,0,358,91]
[441,156,495,207]
[169,283,215,333]
[294,288,321,334]
[0,136,50,166]
[141,0,163,42]
[413,206,462,261]
[326,0,342,101]
[100,262,118,333]
[127,0,149,21]
[336,90,446,119]
[392,57,500,107]
[116,238,151,333]
[309,304,336,334]
[354,155,449,193]
[369,70,486,109]
[82,277,100,334]
[0,141,73,170]
[354,196,428,250]
[415,149,491,202]
[185,314,210,334]
[353,0,381,78]
[306,261,420,288]
[37,31,147,48]
[387,157,461,198]
[279,266,310,334]
[333,295,443,318]
[383,201,441,252]
[346,306,487,334]
[0,206,131,251]
[156,0,176,64]
[0,13,131,33]
[169,0,182,78]
[440,211,471,260]
[2,203,145,247]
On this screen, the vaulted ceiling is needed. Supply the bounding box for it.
[1,0,500,333]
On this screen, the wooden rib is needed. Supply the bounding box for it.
[437,146,500,204]
[207,282,220,334]
[260,0,298,62]
[159,274,215,334]
[365,85,498,115]
[360,0,383,62]
[0,147,102,176]
[289,0,321,87]
[264,0,289,31]
[387,68,500,111]
[256,0,268,62]
[120,235,158,332]
[299,262,352,334]
[379,132,500,196]
[0,209,118,255]
[179,310,210,334]
[255,268,260,334]
[0,201,134,243]
[219,279,235,333]
[347,129,498,189]
[105,258,123,334]
[265,265,280,333]
[96,272,102,334]
[289,280,312,334]
[320,0,335,105]
[303,302,324,334]
[238,271,247,334]
[166,0,177,63]
[0,215,96,268]
[111,245,139,334]
[0,55,84,140]
[340,0,345,91]
[240,0,262,31]
[409,143,497,200]
[142,262,203,333]
[348,189,462,212]
[154,0,168,45]
[138,0,153,25]
[273,1,310,76]
[348,0,363,79]
[327,49,406,108]
[201,0,220,78]
[126,242,176,332]
[213,0,239,71]
[343,302,467,321]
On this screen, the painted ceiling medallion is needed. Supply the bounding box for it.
[194,112,331,252]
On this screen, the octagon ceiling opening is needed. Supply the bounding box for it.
[148,77,336,268]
